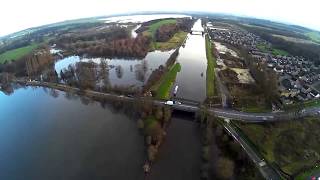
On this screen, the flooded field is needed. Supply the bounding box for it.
[101,14,190,23]
[54,50,174,88]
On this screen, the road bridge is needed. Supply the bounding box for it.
[15,80,320,122]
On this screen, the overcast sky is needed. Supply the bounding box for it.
[0,0,318,36]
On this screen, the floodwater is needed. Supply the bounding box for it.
[102,14,190,23]
[54,50,174,88]
[0,87,145,180]
[174,19,207,102]
[131,24,141,38]
[149,116,201,180]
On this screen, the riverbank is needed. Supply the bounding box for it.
[205,35,217,100]
[154,63,181,99]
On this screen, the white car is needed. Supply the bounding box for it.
[165,101,174,105]
[164,101,181,105]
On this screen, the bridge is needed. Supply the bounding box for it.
[190,30,205,36]
[15,79,319,180]
[15,80,320,123]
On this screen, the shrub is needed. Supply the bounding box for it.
[137,119,144,129]
[216,157,234,179]
[202,146,210,162]
[148,145,158,162]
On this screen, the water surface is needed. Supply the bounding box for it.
[0,87,144,180]
[54,50,174,88]
[174,19,207,102]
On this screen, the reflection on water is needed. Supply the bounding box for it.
[54,50,174,88]
[0,87,144,180]
[174,19,207,102]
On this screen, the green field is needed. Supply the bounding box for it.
[154,63,181,99]
[271,48,289,56]
[154,31,188,51]
[284,99,320,111]
[147,19,177,38]
[235,117,320,175]
[257,43,288,56]
[0,43,39,64]
[295,166,320,180]
[257,44,269,52]
[205,35,216,98]
[240,106,271,113]
[306,31,320,43]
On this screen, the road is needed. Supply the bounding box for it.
[15,80,320,122]
[223,121,280,180]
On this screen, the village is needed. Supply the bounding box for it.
[207,21,320,106]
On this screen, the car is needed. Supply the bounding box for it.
[164,101,182,105]
[165,101,174,105]
[175,101,182,105]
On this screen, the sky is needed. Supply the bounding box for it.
[0,0,319,36]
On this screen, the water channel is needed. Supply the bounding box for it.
[174,19,207,102]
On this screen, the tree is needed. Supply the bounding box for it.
[216,157,234,179]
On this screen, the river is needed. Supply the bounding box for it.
[174,19,207,102]
[149,113,201,180]
[0,87,145,180]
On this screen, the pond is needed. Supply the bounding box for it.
[174,19,207,102]
[0,87,145,180]
[54,50,174,88]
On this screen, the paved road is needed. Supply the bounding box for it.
[223,121,280,180]
[16,80,320,122]
[170,102,319,122]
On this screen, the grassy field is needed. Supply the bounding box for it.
[0,43,39,64]
[306,31,320,43]
[205,35,216,98]
[240,106,271,113]
[154,63,181,99]
[154,31,188,51]
[235,117,320,175]
[284,99,320,111]
[257,44,269,52]
[147,19,177,38]
[271,48,289,56]
[295,166,320,180]
[257,43,289,56]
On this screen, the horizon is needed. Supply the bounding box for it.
[0,11,318,38]
[0,0,319,37]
